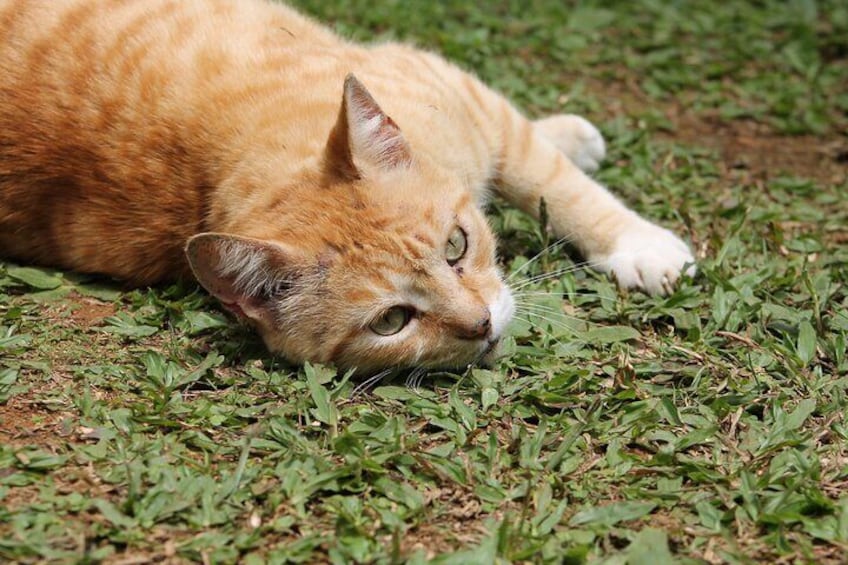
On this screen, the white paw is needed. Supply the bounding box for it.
[534,114,606,173]
[593,220,696,295]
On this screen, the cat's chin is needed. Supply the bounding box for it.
[406,338,498,373]
[477,341,503,368]
[448,337,504,370]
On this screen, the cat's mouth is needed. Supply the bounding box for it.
[414,335,501,372]
[470,336,503,369]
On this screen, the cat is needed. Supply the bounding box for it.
[0,0,695,372]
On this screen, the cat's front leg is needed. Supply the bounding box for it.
[532,113,695,294]
[492,107,695,294]
[590,215,696,295]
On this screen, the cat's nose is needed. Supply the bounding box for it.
[457,310,491,340]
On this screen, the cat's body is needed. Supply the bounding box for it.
[0,0,694,371]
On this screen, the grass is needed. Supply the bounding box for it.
[1,0,847,563]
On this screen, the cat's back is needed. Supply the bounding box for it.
[0,0,338,83]
[0,0,349,182]
[0,0,346,283]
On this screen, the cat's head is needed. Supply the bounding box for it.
[186,75,514,372]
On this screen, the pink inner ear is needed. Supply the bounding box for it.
[349,88,382,121]
[374,116,411,167]
[186,233,289,331]
[344,75,412,168]
[215,285,277,329]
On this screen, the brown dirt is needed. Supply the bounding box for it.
[663,109,847,186]
[0,297,116,449]
[0,294,125,524]
[577,75,848,187]
[67,296,118,328]
[400,487,523,559]
[0,398,71,448]
[36,293,117,329]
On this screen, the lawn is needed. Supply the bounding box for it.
[2,0,847,563]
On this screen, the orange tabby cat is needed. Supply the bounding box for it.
[0,0,695,371]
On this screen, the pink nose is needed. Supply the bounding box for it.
[456,311,491,340]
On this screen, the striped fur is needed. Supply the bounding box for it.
[0,0,694,371]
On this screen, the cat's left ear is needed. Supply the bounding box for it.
[185,233,301,330]
[324,74,412,178]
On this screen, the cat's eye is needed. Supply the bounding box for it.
[445,226,467,265]
[369,306,412,336]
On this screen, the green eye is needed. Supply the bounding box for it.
[446,226,467,265]
[369,306,412,336]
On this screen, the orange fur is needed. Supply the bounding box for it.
[0,0,694,371]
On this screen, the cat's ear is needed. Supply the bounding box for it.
[185,233,299,329]
[324,74,412,178]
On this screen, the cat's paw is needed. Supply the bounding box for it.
[533,114,606,173]
[593,220,696,295]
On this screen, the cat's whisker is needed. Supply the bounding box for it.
[509,261,599,291]
[515,300,602,318]
[514,309,580,334]
[405,367,427,392]
[514,305,604,329]
[352,368,393,397]
[505,234,575,282]
[515,307,604,327]
[514,306,577,323]
[515,303,571,316]
[511,263,592,284]
[514,290,619,304]
[519,311,600,329]
[540,258,599,276]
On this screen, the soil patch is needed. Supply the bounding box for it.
[663,108,847,186]
[36,294,117,329]
[0,394,74,449]
[580,74,847,186]
[66,296,117,328]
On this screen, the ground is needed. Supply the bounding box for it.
[1,1,847,563]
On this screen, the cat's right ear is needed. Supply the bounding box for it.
[323,74,412,178]
[185,233,299,330]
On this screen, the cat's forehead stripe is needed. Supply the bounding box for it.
[399,237,428,262]
[342,287,379,304]
[413,232,435,247]
[420,205,435,224]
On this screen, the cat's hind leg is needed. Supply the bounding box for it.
[533,114,606,173]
